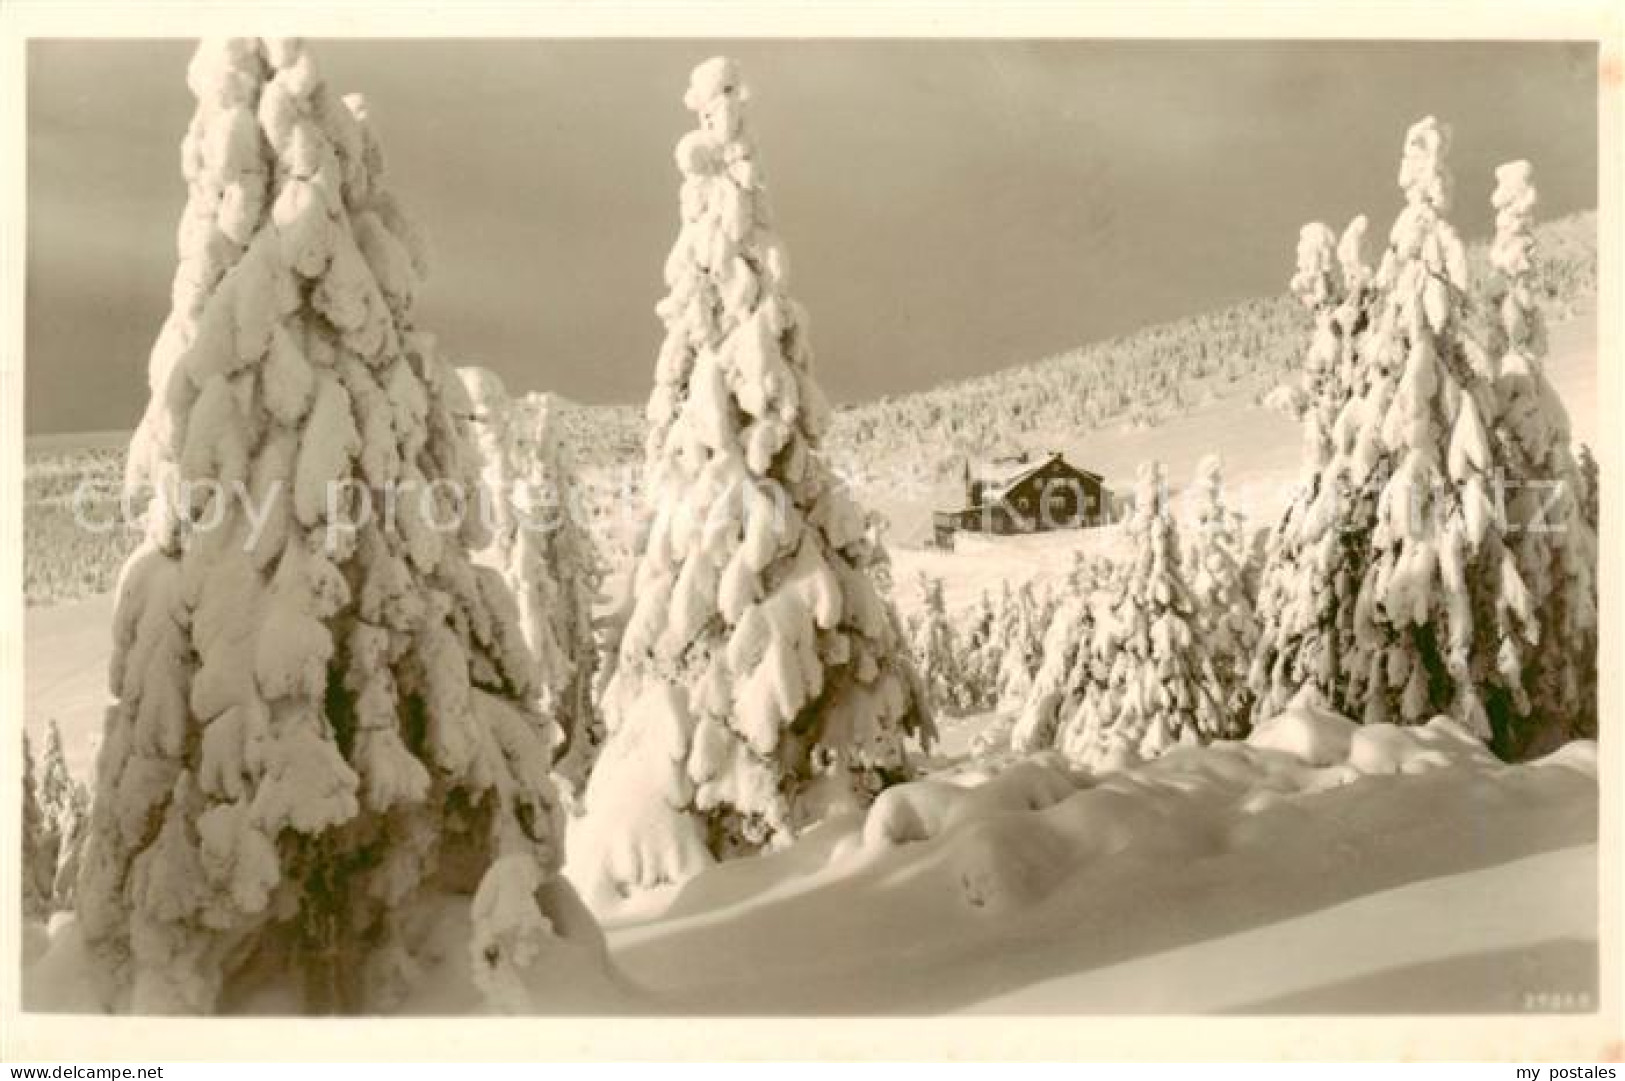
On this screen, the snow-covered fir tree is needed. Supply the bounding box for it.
[36,720,79,820]
[459,368,603,799]
[859,507,898,595]
[76,39,577,1014]
[1186,455,1259,735]
[1334,215,1378,396]
[22,735,56,920]
[1480,160,1598,754]
[1265,222,1344,428]
[518,392,607,790]
[1342,117,1530,738]
[907,572,960,715]
[1576,443,1599,533]
[37,720,89,910]
[1248,216,1378,722]
[1009,591,1097,754]
[993,580,1050,710]
[574,57,932,902]
[1008,554,1117,755]
[1066,550,1108,594]
[957,589,1001,713]
[1055,462,1226,770]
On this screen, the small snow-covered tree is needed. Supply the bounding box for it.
[860,508,898,596]
[1066,550,1108,594]
[1056,462,1226,770]
[1481,161,1598,753]
[37,722,86,833]
[1576,443,1599,533]
[907,573,959,714]
[575,58,931,902]
[1009,554,1117,754]
[993,580,1050,710]
[1009,592,1096,754]
[37,720,89,910]
[22,735,56,920]
[459,369,603,798]
[1186,455,1259,734]
[957,589,1000,711]
[1343,117,1529,738]
[77,39,574,1014]
[985,582,1019,700]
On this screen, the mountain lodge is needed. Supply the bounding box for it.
[932,451,1109,549]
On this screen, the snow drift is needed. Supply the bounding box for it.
[588,706,1597,1014]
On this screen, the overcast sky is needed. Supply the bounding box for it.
[26,39,1598,434]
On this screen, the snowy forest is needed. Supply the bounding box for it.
[17,38,1605,1019]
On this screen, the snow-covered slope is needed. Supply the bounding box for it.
[22,592,114,783]
[881,305,1597,619]
[873,304,1597,548]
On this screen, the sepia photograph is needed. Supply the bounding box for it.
[2,0,1620,1064]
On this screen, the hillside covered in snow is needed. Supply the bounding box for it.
[21,215,1597,604]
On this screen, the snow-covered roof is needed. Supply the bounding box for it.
[975,454,1039,495]
[972,452,1101,504]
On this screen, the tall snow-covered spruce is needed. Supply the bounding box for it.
[76,39,584,1014]
[1481,160,1597,755]
[1248,216,1376,722]
[1343,117,1527,737]
[574,57,932,902]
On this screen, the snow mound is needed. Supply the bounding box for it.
[1347,717,1497,776]
[1247,702,1359,765]
[1247,706,1498,777]
[21,917,103,1012]
[948,812,1075,912]
[568,684,712,908]
[688,709,1586,926]
[1528,739,1598,777]
[21,919,51,971]
[861,757,1079,849]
